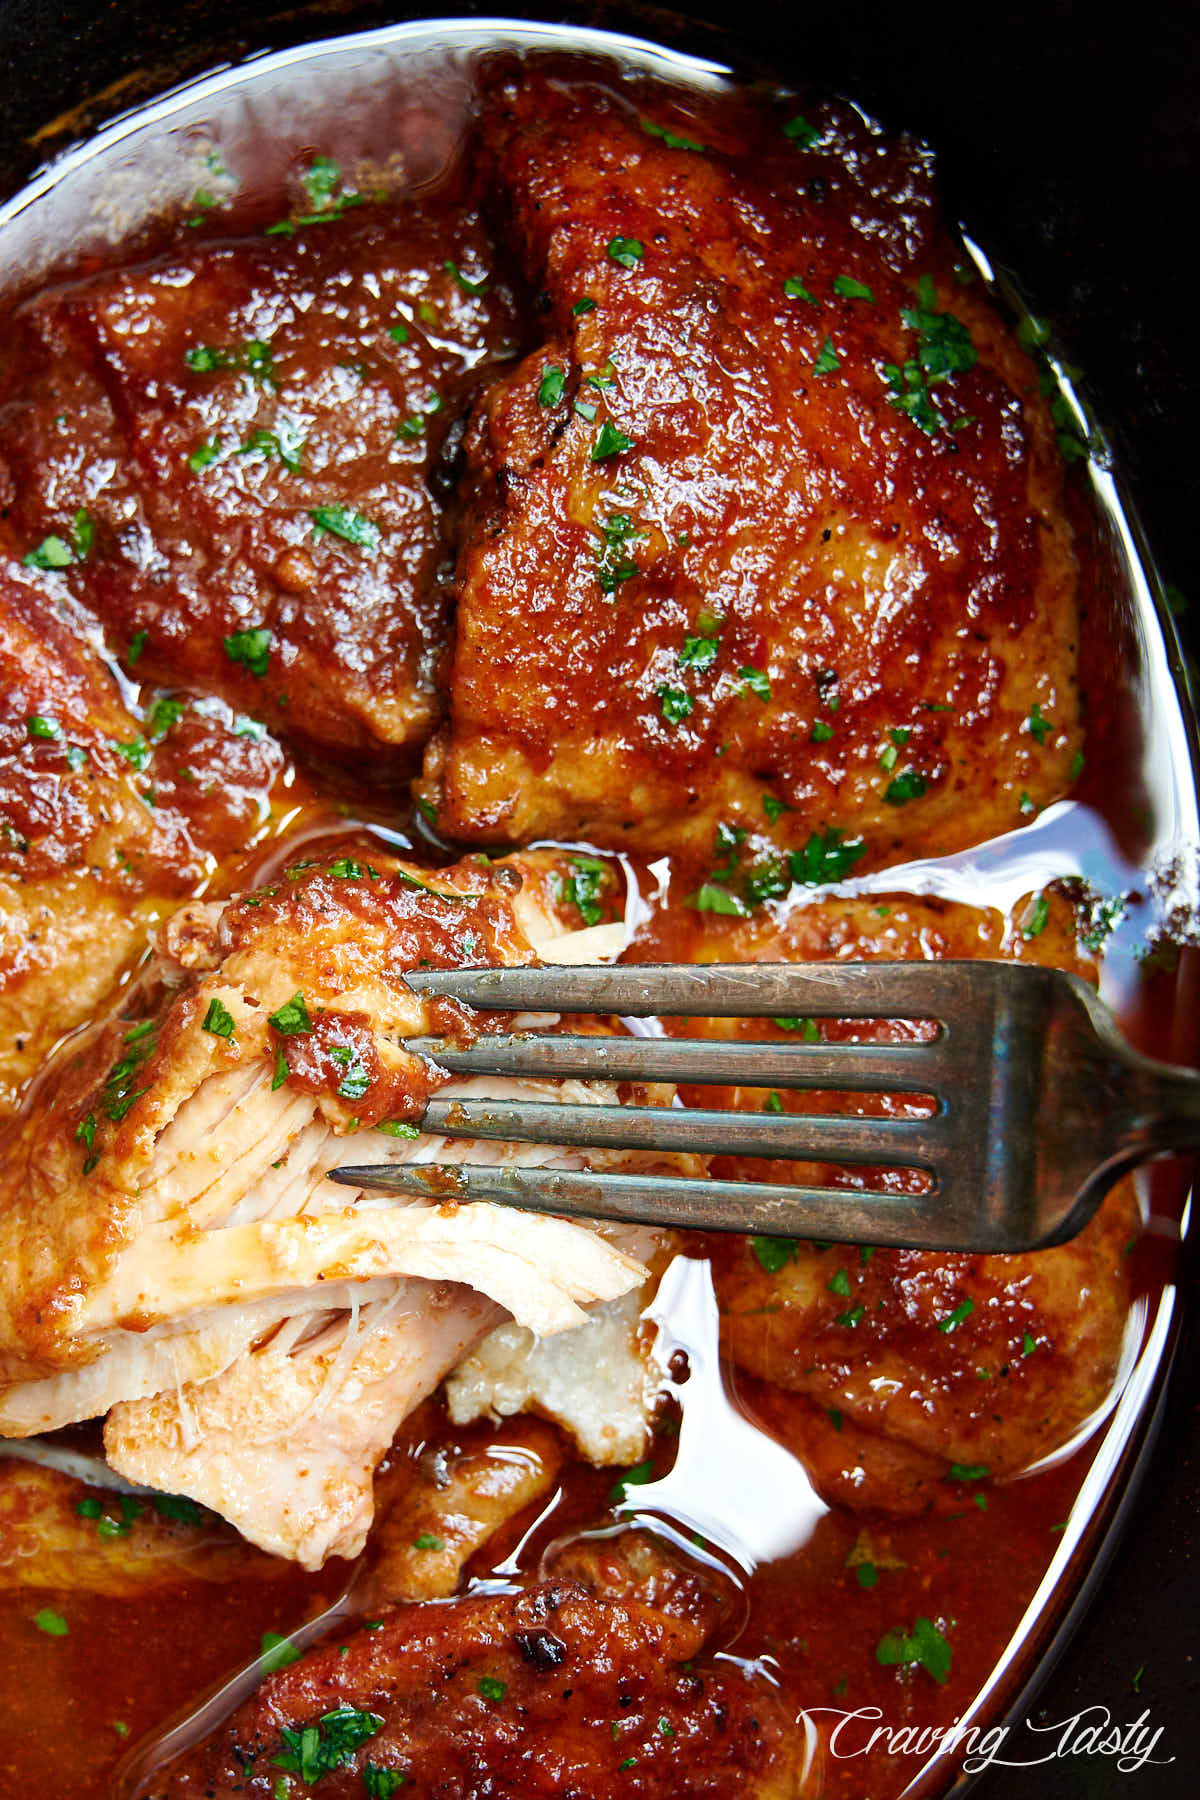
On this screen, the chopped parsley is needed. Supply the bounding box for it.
[127,629,148,665]
[1022,892,1050,939]
[268,992,313,1036]
[75,1110,99,1173]
[34,1609,68,1638]
[378,1119,421,1138]
[187,439,223,473]
[260,1631,303,1673]
[783,276,819,306]
[687,881,748,916]
[77,1493,142,1537]
[738,665,771,701]
[679,631,720,670]
[1081,893,1128,952]
[266,158,364,234]
[884,282,977,435]
[812,336,841,377]
[762,793,790,823]
[537,364,566,408]
[591,421,634,462]
[223,626,273,677]
[311,505,381,551]
[202,998,236,1039]
[239,422,305,470]
[95,1017,160,1128]
[751,1236,799,1273]
[782,113,822,147]
[477,1677,507,1703]
[23,507,93,570]
[413,1532,444,1551]
[606,236,644,269]
[23,533,73,569]
[1027,703,1052,745]
[443,258,489,296]
[938,1298,975,1333]
[792,827,866,885]
[835,1304,866,1328]
[26,715,60,740]
[595,512,644,591]
[948,1462,989,1483]
[640,117,706,152]
[763,1091,785,1113]
[151,1492,203,1525]
[775,1016,820,1040]
[185,339,275,383]
[145,696,185,741]
[363,1771,407,1798]
[659,685,694,725]
[272,1047,290,1091]
[272,1708,384,1781]
[876,1617,952,1685]
[810,719,834,742]
[557,854,612,927]
[903,279,978,380]
[331,1046,372,1100]
[883,771,927,804]
[609,1459,655,1502]
[833,275,875,303]
[573,297,597,315]
[301,155,344,209]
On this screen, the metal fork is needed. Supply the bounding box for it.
[327,962,1200,1253]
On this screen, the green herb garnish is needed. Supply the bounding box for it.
[876,1617,952,1685]
[223,626,273,677]
[310,505,380,551]
[202,998,236,1039]
[606,236,644,269]
[833,275,874,302]
[591,421,634,462]
[268,992,313,1036]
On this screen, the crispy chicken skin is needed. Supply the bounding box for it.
[0,562,291,1114]
[0,202,515,764]
[0,847,689,1562]
[148,1582,814,1798]
[424,63,1081,861]
[626,881,1137,1502]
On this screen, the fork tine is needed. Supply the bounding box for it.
[403,961,962,1018]
[324,1162,967,1249]
[405,1033,944,1094]
[418,1097,943,1168]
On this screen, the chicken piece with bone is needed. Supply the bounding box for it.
[0,847,692,1566]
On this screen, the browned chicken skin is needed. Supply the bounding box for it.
[425,63,1080,864]
[0,51,1149,1800]
[0,561,292,1113]
[626,881,1137,1503]
[147,1581,813,1798]
[0,198,517,765]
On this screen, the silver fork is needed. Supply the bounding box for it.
[327,962,1200,1253]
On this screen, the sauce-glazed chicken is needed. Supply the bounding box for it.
[0,847,688,1566]
[150,1582,814,1798]
[0,561,292,1113]
[0,197,516,764]
[423,61,1081,865]
[0,43,1160,1800]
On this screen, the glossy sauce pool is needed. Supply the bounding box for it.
[0,18,1194,1800]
